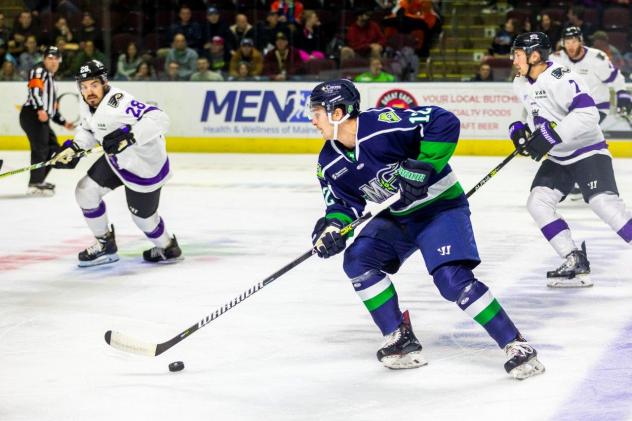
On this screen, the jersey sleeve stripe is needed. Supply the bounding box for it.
[602,68,619,84]
[568,93,595,112]
[28,78,45,89]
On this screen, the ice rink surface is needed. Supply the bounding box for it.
[1,151,631,421]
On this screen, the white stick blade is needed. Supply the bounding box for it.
[105,330,158,357]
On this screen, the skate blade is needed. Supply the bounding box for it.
[509,357,545,380]
[547,274,593,288]
[381,351,428,370]
[78,254,120,268]
[144,256,184,264]
[27,189,54,197]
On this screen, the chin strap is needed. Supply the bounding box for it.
[328,110,351,141]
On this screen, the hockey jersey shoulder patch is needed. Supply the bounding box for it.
[551,66,570,79]
[377,110,402,123]
[108,93,124,108]
[596,52,606,61]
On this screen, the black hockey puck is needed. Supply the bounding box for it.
[168,361,185,372]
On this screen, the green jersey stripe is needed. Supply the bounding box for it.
[417,141,457,173]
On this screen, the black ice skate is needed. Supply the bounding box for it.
[27,182,55,197]
[546,241,592,288]
[504,336,545,380]
[143,236,183,263]
[78,225,119,267]
[377,310,427,369]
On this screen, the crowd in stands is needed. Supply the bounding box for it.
[0,0,631,82]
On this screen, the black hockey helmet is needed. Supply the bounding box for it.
[43,46,61,58]
[310,79,360,118]
[562,26,583,42]
[75,59,108,84]
[511,32,552,61]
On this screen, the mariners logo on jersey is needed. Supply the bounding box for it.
[359,163,399,203]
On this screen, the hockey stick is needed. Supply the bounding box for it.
[105,191,403,357]
[0,145,103,180]
[465,149,520,198]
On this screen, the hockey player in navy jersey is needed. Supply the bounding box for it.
[509,32,632,287]
[309,79,544,379]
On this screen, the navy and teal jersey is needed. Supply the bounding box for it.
[316,106,467,224]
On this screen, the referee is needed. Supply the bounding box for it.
[19,46,74,196]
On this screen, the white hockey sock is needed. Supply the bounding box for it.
[527,187,576,257]
[589,193,632,244]
[75,175,111,237]
[131,213,171,248]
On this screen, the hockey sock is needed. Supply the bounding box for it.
[132,213,171,248]
[457,281,519,348]
[589,193,632,244]
[528,186,576,257]
[351,270,402,335]
[81,201,110,237]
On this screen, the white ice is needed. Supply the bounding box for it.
[1,152,632,421]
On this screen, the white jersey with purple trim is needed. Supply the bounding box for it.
[513,61,610,166]
[73,86,171,193]
[552,47,627,114]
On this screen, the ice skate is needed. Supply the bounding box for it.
[377,310,427,369]
[27,182,55,197]
[546,241,592,288]
[78,225,119,267]
[143,235,183,263]
[504,337,545,380]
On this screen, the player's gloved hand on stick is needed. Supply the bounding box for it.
[523,121,562,162]
[312,217,347,258]
[616,90,632,115]
[508,121,532,156]
[396,158,434,207]
[52,139,82,169]
[103,125,135,155]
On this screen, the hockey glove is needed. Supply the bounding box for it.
[508,121,531,156]
[524,121,562,162]
[52,140,82,169]
[396,159,434,208]
[616,90,632,116]
[103,125,135,155]
[311,217,347,258]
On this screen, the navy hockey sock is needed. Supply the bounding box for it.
[351,270,402,335]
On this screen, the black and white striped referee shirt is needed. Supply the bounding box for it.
[24,63,66,125]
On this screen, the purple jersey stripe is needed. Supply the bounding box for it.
[549,141,608,161]
[617,219,632,242]
[138,106,158,120]
[541,218,569,241]
[108,156,170,186]
[82,201,106,218]
[568,93,596,112]
[596,101,611,110]
[603,67,619,84]
[145,218,165,239]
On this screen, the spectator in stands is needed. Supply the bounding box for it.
[77,12,103,51]
[169,5,203,52]
[296,10,325,62]
[229,38,264,78]
[383,0,441,58]
[0,60,22,81]
[165,33,198,80]
[227,14,256,55]
[205,35,230,74]
[161,61,186,81]
[255,10,289,55]
[132,61,157,81]
[55,0,81,22]
[190,57,223,81]
[271,0,304,25]
[0,13,8,45]
[536,13,562,50]
[0,38,17,68]
[263,31,304,81]
[229,61,255,81]
[590,31,624,70]
[18,35,42,78]
[488,17,518,56]
[8,10,40,56]
[116,42,142,80]
[354,57,396,82]
[202,6,230,52]
[69,40,106,76]
[50,16,74,46]
[471,62,494,82]
[566,6,595,40]
[344,10,386,60]
[54,36,75,80]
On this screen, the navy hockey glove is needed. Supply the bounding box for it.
[524,121,562,161]
[52,140,82,169]
[103,125,135,155]
[396,159,434,207]
[508,121,531,156]
[616,90,632,115]
[311,217,347,258]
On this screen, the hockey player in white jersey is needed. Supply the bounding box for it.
[51,60,182,266]
[509,32,632,287]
